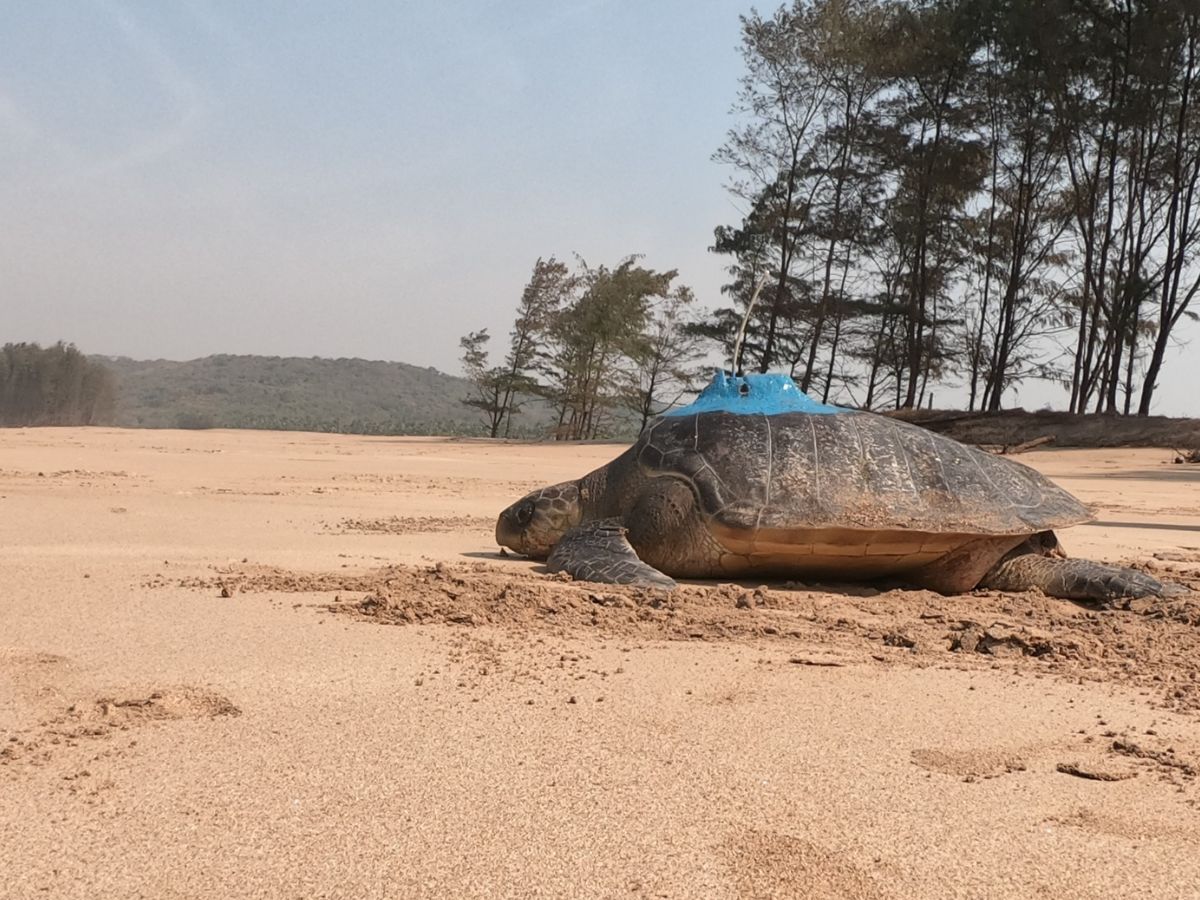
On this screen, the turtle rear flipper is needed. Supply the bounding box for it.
[547,519,678,590]
[981,554,1183,604]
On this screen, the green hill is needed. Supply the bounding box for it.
[101,354,556,436]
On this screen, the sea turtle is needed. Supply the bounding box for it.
[495,372,1177,603]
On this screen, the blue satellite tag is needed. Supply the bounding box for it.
[664,371,844,417]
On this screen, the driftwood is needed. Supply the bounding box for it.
[788,656,846,667]
[1000,435,1055,455]
[893,407,1200,449]
[1055,762,1135,782]
[1174,448,1200,464]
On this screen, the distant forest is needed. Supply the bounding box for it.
[0,342,116,427]
[0,344,561,436]
[464,0,1200,437]
[102,353,559,436]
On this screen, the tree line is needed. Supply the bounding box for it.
[0,342,116,426]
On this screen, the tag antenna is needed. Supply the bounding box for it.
[731,274,768,377]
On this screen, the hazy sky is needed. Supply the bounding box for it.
[2,1,1196,415]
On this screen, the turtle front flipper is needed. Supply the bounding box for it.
[981,554,1183,604]
[547,519,678,590]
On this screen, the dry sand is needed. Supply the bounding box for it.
[2,427,1200,899]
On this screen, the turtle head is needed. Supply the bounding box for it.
[495,481,582,559]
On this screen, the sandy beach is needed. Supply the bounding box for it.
[2,427,1199,899]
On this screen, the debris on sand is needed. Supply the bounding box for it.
[788,656,847,667]
[1110,739,1199,779]
[950,622,1057,658]
[1174,448,1200,464]
[1056,761,1136,782]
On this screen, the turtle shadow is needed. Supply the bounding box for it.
[1089,519,1200,533]
[461,553,901,597]
[459,552,563,579]
[460,550,559,575]
[671,577,891,597]
[1097,468,1200,483]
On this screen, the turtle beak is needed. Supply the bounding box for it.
[496,505,533,555]
[495,511,521,553]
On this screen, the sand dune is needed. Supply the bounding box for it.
[2,428,1199,899]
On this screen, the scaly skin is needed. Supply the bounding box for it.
[546,519,677,590]
[981,554,1175,603]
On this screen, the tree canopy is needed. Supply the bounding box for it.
[460,257,703,439]
[712,0,1200,413]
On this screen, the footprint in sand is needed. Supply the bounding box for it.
[0,647,78,708]
[1043,808,1200,844]
[910,747,1029,781]
[62,686,242,728]
[721,827,897,900]
[3,685,241,772]
[0,647,75,678]
[1,649,240,774]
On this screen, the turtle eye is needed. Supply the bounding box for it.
[516,502,534,526]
